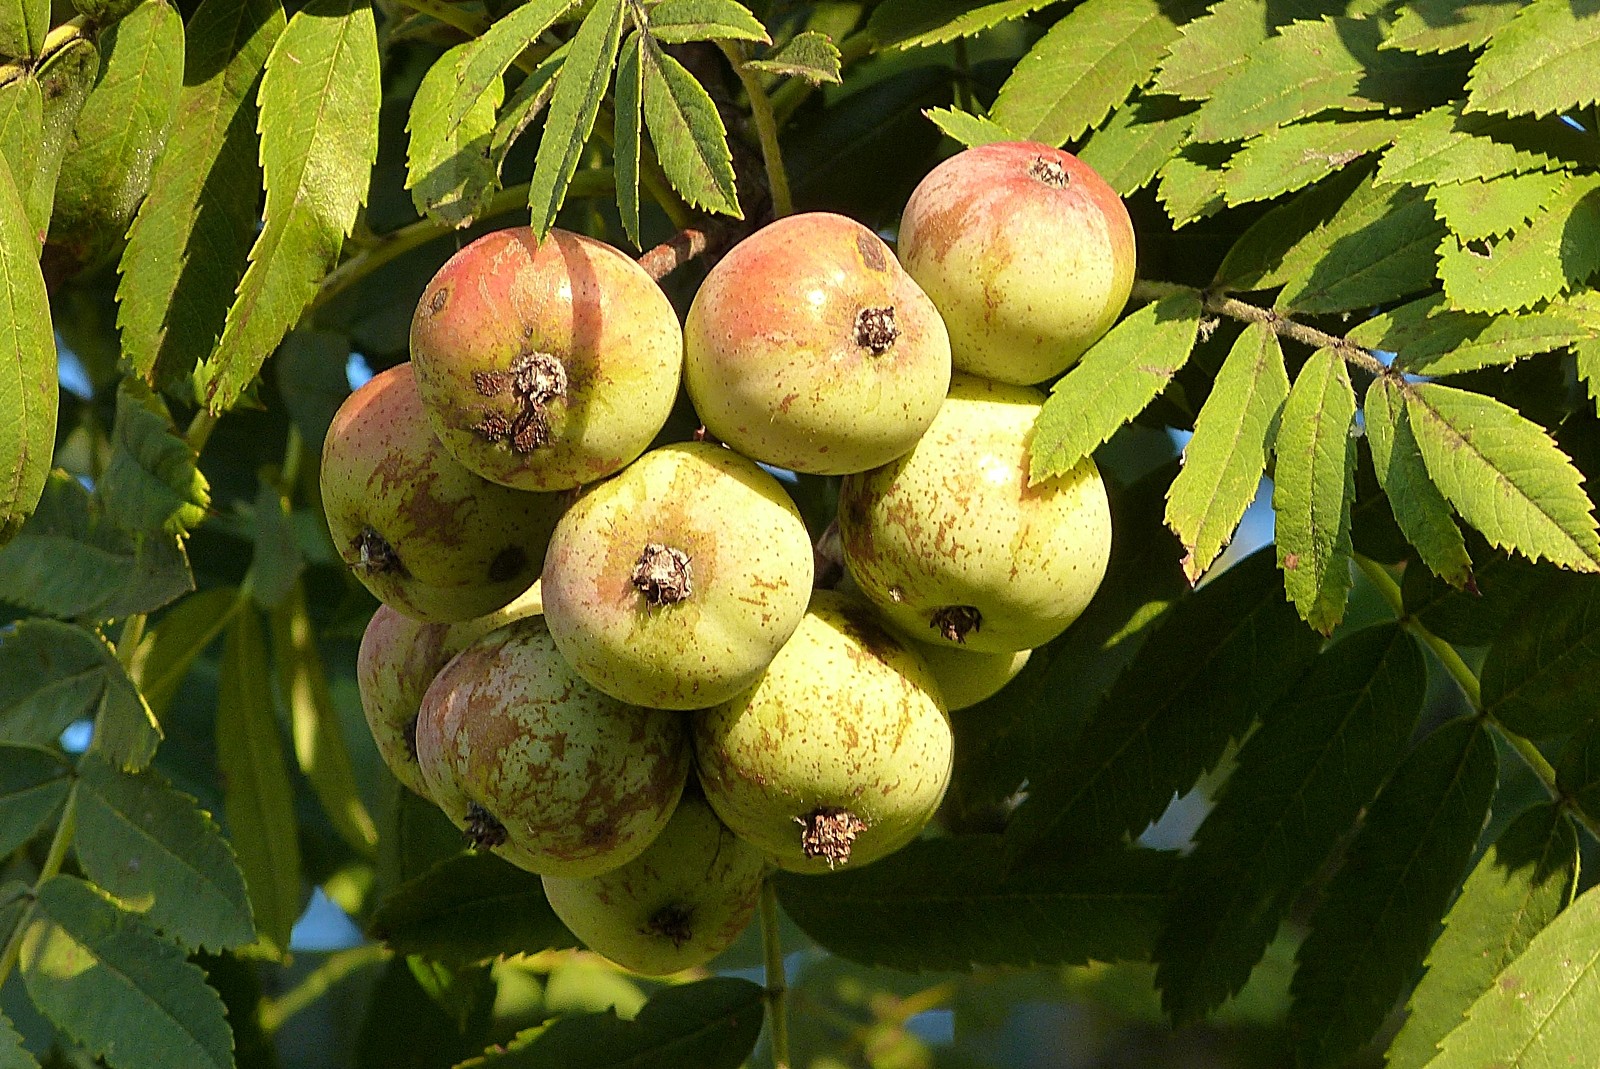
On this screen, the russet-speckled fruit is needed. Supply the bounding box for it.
[684,212,951,474]
[410,227,682,492]
[693,590,953,873]
[542,791,767,975]
[320,363,565,622]
[915,642,1031,711]
[839,373,1111,653]
[899,141,1135,385]
[541,442,814,710]
[415,616,689,877]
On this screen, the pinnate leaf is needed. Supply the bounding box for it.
[1166,323,1288,583]
[1152,0,1322,101]
[0,1012,34,1069]
[1481,573,1600,738]
[1385,802,1578,1069]
[867,0,1048,50]
[1077,94,1196,197]
[1385,0,1527,55]
[73,754,255,951]
[527,0,625,238]
[1155,143,1229,226]
[407,40,502,228]
[1212,161,1368,291]
[1364,376,1472,587]
[0,619,155,767]
[1427,170,1563,242]
[136,586,240,719]
[645,0,768,44]
[1351,293,1596,377]
[1437,173,1600,313]
[1465,0,1600,119]
[1272,348,1357,635]
[1581,338,1600,416]
[0,0,47,59]
[1155,624,1425,1024]
[1030,290,1202,483]
[923,105,1015,148]
[1377,103,1599,188]
[742,30,841,84]
[0,744,69,857]
[779,837,1176,970]
[18,875,233,1069]
[1404,381,1600,571]
[198,0,379,412]
[445,0,575,140]
[613,32,642,246]
[1221,117,1397,207]
[1272,181,1442,314]
[0,150,53,547]
[98,380,210,537]
[16,36,96,240]
[643,35,741,215]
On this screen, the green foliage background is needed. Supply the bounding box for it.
[3,0,1600,1066]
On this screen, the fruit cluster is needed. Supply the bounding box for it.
[326,141,1134,975]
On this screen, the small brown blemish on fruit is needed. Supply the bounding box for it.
[930,605,981,643]
[1027,156,1069,188]
[856,230,888,271]
[645,904,695,948]
[471,350,569,453]
[488,545,527,583]
[465,802,508,849]
[632,543,693,607]
[351,526,405,577]
[426,286,449,317]
[854,306,899,354]
[798,807,868,868]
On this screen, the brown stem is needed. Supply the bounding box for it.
[637,228,712,281]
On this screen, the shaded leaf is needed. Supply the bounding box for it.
[1365,376,1472,587]
[0,150,53,547]
[743,30,841,84]
[1401,527,1548,645]
[1222,116,1398,207]
[0,1011,35,1069]
[1386,802,1578,1069]
[1077,94,1197,197]
[642,35,741,215]
[1350,292,1596,377]
[73,754,255,951]
[1385,0,1528,55]
[924,105,1015,148]
[1029,290,1203,482]
[274,329,350,455]
[0,0,47,59]
[1377,102,1600,188]
[489,44,566,177]
[1289,718,1497,1068]
[1212,160,1369,291]
[527,0,625,238]
[867,0,1047,50]
[0,744,70,857]
[1154,142,1229,226]
[1465,0,1600,119]
[1436,173,1600,313]
[18,38,97,242]
[98,380,210,537]
[443,0,576,139]
[646,0,768,45]
[19,875,233,1069]
[136,586,239,719]
[406,39,502,228]
[1405,381,1600,571]
[1272,348,1356,635]
[1557,714,1600,825]
[1273,181,1443,314]
[1427,170,1563,242]
[1481,573,1600,738]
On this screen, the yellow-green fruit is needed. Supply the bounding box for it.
[541,442,814,710]
[415,617,689,877]
[693,590,953,873]
[915,642,1031,711]
[320,363,566,622]
[839,373,1111,653]
[542,791,767,976]
[356,582,544,796]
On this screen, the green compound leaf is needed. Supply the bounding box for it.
[1377,102,1600,187]
[0,619,156,768]
[1420,866,1600,1069]
[1481,573,1600,738]
[19,876,233,1069]
[1427,170,1564,242]
[1402,529,1548,646]
[642,35,740,215]
[0,0,47,59]
[924,105,1015,148]
[1272,348,1356,636]
[0,150,53,548]
[1405,381,1600,572]
[527,0,625,239]
[1558,714,1600,825]
[0,1010,35,1069]
[116,0,283,393]
[1030,290,1203,483]
[1349,292,1599,377]
[1005,549,1322,859]
[1289,718,1497,1069]
[1155,142,1229,226]
[742,30,841,84]
[98,380,210,538]
[138,586,240,720]
[0,744,70,857]
[199,0,379,413]
[1221,116,1398,207]
[50,0,185,266]
[0,471,193,622]
[245,480,301,611]
[645,0,768,44]
[462,977,763,1069]
[1152,0,1324,101]
[613,32,642,247]
[990,0,1202,148]
[1365,377,1473,588]
[1437,173,1600,314]
[216,607,303,959]
[1384,0,1527,55]
[867,0,1048,50]
[73,753,255,952]
[18,37,97,242]
[1077,94,1196,197]
[490,44,566,180]
[442,0,575,138]
[778,837,1177,970]
[406,40,503,228]
[1581,338,1600,416]
[1273,181,1442,314]
[1165,322,1288,584]
[1465,0,1600,119]
[369,851,577,968]
[1155,624,1425,1025]
[1385,803,1579,1069]
[1212,161,1368,291]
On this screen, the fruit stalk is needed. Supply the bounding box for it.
[759,877,792,1069]
[718,41,793,218]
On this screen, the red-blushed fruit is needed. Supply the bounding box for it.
[415,616,690,877]
[898,141,1135,385]
[541,790,767,976]
[541,441,814,710]
[838,373,1111,653]
[320,363,566,622]
[684,212,951,475]
[692,590,953,874]
[356,582,544,796]
[409,227,683,492]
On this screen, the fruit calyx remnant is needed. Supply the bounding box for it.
[854,305,900,354]
[931,605,983,643]
[1027,156,1069,188]
[644,903,695,948]
[465,802,509,849]
[352,526,405,577]
[798,806,868,868]
[631,543,694,607]
[471,349,569,454]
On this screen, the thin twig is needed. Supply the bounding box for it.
[759,878,791,1069]
[637,228,711,281]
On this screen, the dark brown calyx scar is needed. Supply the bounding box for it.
[631,543,693,607]
[1027,156,1069,189]
[351,526,405,577]
[930,605,982,644]
[464,802,509,849]
[471,349,568,453]
[488,545,528,583]
[644,904,695,948]
[403,713,421,763]
[854,306,899,354]
[797,806,868,868]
